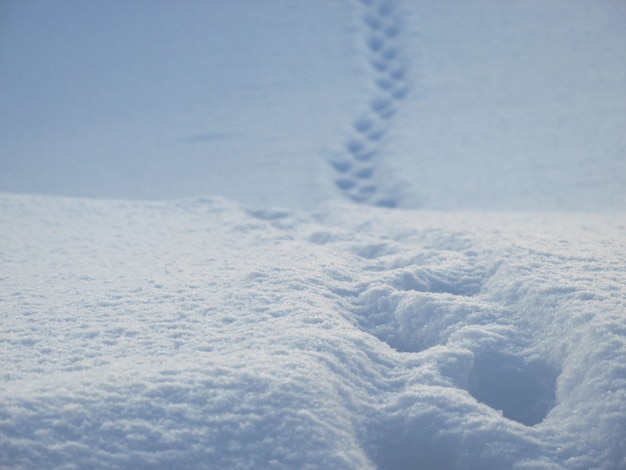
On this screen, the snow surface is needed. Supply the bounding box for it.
[2,196,625,469]
[1,0,626,469]
[1,0,625,210]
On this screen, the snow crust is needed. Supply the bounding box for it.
[1,195,625,469]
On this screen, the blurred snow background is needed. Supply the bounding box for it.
[1,0,625,468]
[2,0,624,210]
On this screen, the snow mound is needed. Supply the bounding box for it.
[1,194,625,469]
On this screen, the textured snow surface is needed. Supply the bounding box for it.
[1,195,625,469]
[1,0,626,468]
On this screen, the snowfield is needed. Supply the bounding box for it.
[2,195,625,469]
[1,0,625,469]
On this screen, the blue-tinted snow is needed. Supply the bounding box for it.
[1,0,626,468]
[1,0,624,210]
[1,195,625,468]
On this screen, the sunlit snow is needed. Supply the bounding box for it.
[1,0,625,469]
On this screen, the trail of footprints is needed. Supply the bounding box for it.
[331,0,410,207]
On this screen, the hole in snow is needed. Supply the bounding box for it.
[336,178,356,190]
[467,352,558,426]
[375,198,398,208]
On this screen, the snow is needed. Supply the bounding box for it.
[2,197,625,468]
[1,0,626,468]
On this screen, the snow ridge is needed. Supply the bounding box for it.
[329,0,410,208]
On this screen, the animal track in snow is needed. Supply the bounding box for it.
[346,234,558,428]
[328,0,410,208]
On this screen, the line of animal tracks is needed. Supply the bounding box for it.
[329,0,410,208]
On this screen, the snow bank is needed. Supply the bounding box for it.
[2,194,625,469]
